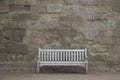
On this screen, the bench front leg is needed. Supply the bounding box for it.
[37,61,40,74]
[85,62,88,73]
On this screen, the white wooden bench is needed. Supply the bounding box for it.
[37,48,88,73]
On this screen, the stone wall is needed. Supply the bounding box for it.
[0,0,120,72]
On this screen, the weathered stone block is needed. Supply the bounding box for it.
[12,36,23,43]
[73,35,86,44]
[25,0,37,5]
[38,0,64,5]
[12,30,25,37]
[57,16,72,30]
[5,0,26,5]
[72,19,84,31]
[64,0,80,5]
[0,0,5,5]
[5,44,28,54]
[31,5,47,12]
[40,14,60,21]
[91,45,107,53]
[97,37,114,45]
[33,36,46,45]
[6,0,37,5]
[113,30,120,37]
[114,38,120,45]
[47,4,63,13]
[90,54,109,62]
[113,45,120,54]
[12,13,31,20]
[63,5,73,14]
[59,31,77,37]
[87,29,99,37]
[29,20,47,30]
[3,30,13,40]
[0,23,3,30]
[6,20,18,29]
[49,0,64,4]
[50,41,62,49]
[12,13,39,20]
[105,30,113,37]
[0,54,7,62]
[0,6,9,12]
[107,20,117,30]
[18,21,27,29]
[110,0,120,13]
[70,43,85,49]
[80,0,108,6]
[9,4,30,12]
[86,12,107,21]
[0,31,3,36]
[0,13,11,20]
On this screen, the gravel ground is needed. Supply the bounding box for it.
[0,72,120,80]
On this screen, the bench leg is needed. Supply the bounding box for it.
[85,63,88,73]
[37,62,40,74]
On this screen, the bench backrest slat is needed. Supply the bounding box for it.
[39,49,87,62]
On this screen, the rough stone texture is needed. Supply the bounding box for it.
[0,0,120,72]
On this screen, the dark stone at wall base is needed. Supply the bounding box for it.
[0,63,36,73]
[0,62,120,73]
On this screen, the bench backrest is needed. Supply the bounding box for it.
[38,49,87,62]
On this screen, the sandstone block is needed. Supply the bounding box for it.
[64,0,80,5]
[12,30,25,37]
[3,30,13,39]
[113,30,120,37]
[114,38,120,45]
[49,0,64,4]
[0,54,7,62]
[25,0,37,5]
[97,37,114,45]
[80,0,108,6]
[31,5,47,12]
[57,16,72,30]
[59,31,77,37]
[47,4,63,13]
[12,13,39,20]
[12,13,31,20]
[72,19,84,31]
[91,45,107,53]
[88,29,99,37]
[40,14,59,21]
[0,13,11,20]
[0,0,5,5]
[5,20,18,29]
[104,30,113,37]
[0,24,3,30]
[73,35,86,44]
[5,0,26,5]
[9,4,30,12]
[63,5,73,14]
[90,53,109,62]
[5,44,28,54]
[86,12,107,21]
[113,45,120,54]
[0,6,9,12]
[6,0,37,5]
[18,21,27,29]
[33,36,46,45]
[38,0,64,5]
